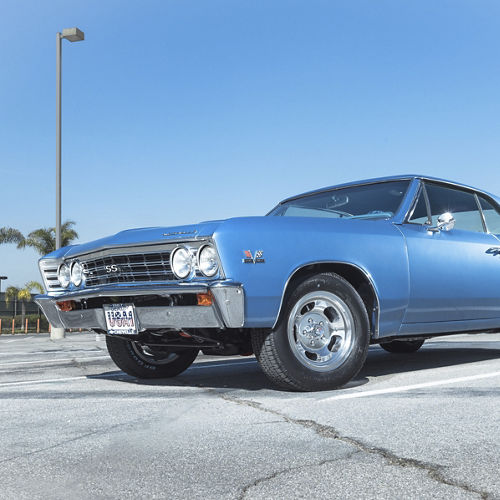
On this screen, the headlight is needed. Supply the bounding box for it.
[197,245,219,277]
[58,263,71,288]
[70,261,84,286]
[170,246,193,279]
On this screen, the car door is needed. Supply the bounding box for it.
[398,181,500,325]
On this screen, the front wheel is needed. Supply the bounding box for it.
[252,272,370,391]
[106,336,199,378]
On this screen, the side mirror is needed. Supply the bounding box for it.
[428,212,455,232]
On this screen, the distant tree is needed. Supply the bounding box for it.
[5,286,20,317]
[0,220,78,255]
[17,281,44,328]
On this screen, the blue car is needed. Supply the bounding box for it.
[35,175,500,391]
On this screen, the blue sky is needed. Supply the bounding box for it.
[1,0,500,288]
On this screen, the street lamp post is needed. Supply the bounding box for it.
[56,27,84,250]
[53,27,84,340]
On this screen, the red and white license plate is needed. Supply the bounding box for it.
[103,304,138,335]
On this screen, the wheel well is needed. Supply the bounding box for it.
[277,263,379,336]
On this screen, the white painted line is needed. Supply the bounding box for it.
[321,370,500,402]
[190,360,256,370]
[0,350,103,356]
[0,372,126,388]
[0,375,87,387]
[0,356,110,368]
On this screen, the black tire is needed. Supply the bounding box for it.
[106,336,199,378]
[251,272,370,391]
[380,339,425,353]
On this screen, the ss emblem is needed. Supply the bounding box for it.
[105,265,119,273]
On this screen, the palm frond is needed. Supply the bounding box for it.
[25,227,55,255]
[25,281,44,294]
[17,289,31,302]
[4,286,20,307]
[61,220,78,247]
[0,227,26,248]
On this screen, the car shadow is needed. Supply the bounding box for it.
[360,343,500,379]
[89,341,500,393]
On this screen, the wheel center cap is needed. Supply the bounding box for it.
[297,314,330,350]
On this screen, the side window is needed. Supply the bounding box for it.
[478,196,500,234]
[424,183,484,233]
[408,188,429,225]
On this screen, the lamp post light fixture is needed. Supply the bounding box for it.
[0,276,7,294]
[54,27,84,340]
[56,27,84,251]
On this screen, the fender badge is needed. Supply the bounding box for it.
[486,247,500,257]
[243,250,265,263]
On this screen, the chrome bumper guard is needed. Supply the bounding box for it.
[35,282,245,332]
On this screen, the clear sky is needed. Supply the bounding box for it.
[1,0,500,288]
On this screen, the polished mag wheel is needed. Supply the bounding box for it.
[288,291,354,372]
[252,272,370,391]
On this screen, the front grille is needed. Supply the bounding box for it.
[42,265,61,291]
[82,251,176,287]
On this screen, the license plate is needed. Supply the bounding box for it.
[103,304,138,335]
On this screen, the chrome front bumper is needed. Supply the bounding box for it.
[35,282,245,332]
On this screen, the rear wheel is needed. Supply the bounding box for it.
[252,272,370,391]
[380,339,425,353]
[106,336,199,378]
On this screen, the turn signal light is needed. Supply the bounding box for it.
[197,292,213,306]
[57,300,76,312]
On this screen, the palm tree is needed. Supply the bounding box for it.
[0,220,78,255]
[5,286,20,318]
[17,281,44,328]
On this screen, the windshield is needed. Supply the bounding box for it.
[268,180,410,219]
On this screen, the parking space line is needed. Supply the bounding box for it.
[0,375,88,387]
[0,350,103,356]
[0,372,128,388]
[321,370,500,402]
[0,356,110,367]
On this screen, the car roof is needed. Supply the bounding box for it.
[279,174,500,205]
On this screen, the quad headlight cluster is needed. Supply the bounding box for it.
[170,244,219,280]
[57,260,84,288]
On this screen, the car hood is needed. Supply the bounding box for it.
[44,220,225,259]
[42,216,392,260]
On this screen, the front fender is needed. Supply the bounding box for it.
[213,217,409,336]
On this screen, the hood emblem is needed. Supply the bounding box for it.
[163,230,197,237]
[243,250,265,264]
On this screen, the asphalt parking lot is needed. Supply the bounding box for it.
[0,332,498,500]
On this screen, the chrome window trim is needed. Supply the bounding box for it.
[475,193,500,235]
[474,193,489,233]
[404,180,494,233]
[404,183,432,226]
[416,180,487,233]
[267,179,413,221]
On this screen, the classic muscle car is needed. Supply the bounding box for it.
[35,175,500,391]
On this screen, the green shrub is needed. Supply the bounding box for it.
[0,314,49,334]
